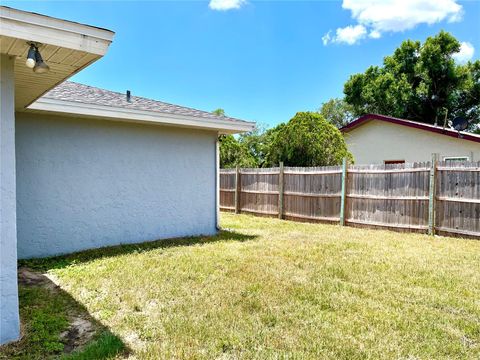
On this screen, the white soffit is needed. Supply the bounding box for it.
[0,6,114,109]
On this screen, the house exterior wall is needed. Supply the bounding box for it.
[344,119,480,164]
[0,54,20,344]
[15,112,218,259]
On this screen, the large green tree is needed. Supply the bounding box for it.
[344,31,480,129]
[264,112,352,167]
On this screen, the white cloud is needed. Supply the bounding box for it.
[342,0,463,33]
[322,31,332,45]
[209,0,246,11]
[453,42,475,63]
[335,25,367,45]
[323,25,367,45]
[323,0,463,45]
[369,30,381,39]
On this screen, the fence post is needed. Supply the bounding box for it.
[428,153,437,235]
[235,165,241,214]
[278,162,284,219]
[340,157,348,226]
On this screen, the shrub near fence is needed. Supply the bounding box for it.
[219,159,480,238]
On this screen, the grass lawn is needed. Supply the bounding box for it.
[2,213,480,359]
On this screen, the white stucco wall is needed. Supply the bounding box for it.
[15,113,218,259]
[345,120,480,164]
[1,54,20,344]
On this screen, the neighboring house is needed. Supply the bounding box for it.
[0,6,254,344]
[341,114,480,164]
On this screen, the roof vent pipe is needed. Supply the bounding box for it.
[126,90,131,102]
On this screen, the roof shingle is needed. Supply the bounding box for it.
[41,81,250,125]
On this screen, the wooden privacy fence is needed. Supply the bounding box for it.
[219,158,480,238]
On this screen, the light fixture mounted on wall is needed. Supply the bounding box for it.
[25,42,50,74]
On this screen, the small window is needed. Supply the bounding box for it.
[443,156,469,164]
[384,160,405,165]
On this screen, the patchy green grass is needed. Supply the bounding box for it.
[0,284,124,360]
[14,286,69,356]
[5,213,480,359]
[59,333,124,360]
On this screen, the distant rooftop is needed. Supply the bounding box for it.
[341,113,480,144]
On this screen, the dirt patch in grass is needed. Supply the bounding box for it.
[0,268,125,360]
[18,267,52,287]
[61,317,96,353]
[18,267,97,354]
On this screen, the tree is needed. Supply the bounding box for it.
[237,124,271,167]
[319,98,355,128]
[219,135,257,168]
[344,31,480,130]
[214,108,259,168]
[264,112,352,167]
[212,108,226,116]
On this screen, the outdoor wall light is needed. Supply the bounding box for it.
[33,48,50,73]
[25,44,36,68]
[25,42,50,74]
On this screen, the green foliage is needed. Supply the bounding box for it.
[214,108,259,168]
[212,108,226,116]
[344,31,480,129]
[238,124,271,167]
[264,112,352,167]
[219,134,257,168]
[319,98,355,128]
[217,110,352,168]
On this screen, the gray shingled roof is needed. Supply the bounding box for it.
[41,82,250,124]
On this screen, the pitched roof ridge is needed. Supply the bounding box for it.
[42,81,252,125]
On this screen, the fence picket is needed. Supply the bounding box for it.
[340,158,348,226]
[278,162,284,219]
[428,154,437,235]
[219,159,480,239]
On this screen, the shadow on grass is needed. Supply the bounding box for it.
[0,269,130,360]
[20,229,257,272]
[3,229,256,359]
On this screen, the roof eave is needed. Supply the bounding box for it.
[26,97,256,134]
[0,6,114,56]
[1,6,115,109]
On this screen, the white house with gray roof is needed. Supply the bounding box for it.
[0,6,254,344]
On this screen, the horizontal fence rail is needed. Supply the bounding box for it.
[219,159,480,239]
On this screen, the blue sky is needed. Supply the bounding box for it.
[4,0,480,127]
